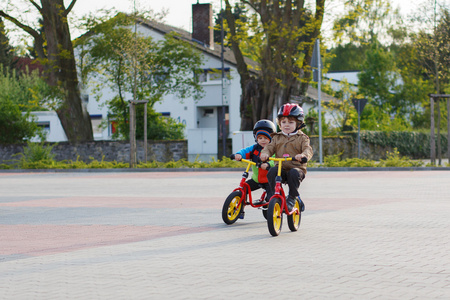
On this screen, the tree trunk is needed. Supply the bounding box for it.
[430,96,436,165]
[448,98,450,164]
[41,0,93,142]
[436,98,441,165]
[224,1,326,130]
[224,0,253,130]
[0,1,93,142]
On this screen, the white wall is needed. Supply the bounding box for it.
[29,111,67,142]
[324,71,359,92]
[231,131,254,154]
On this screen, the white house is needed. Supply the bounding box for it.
[32,2,334,161]
[324,70,359,89]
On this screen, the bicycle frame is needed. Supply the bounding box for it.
[268,157,299,215]
[232,158,267,208]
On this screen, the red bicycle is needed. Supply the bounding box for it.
[266,156,304,236]
[222,156,269,224]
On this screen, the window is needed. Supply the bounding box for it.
[81,94,89,103]
[90,115,103,135]
[37,121,50,134]
[197,68,230,82]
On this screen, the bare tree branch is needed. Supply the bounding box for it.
[65,0,77,16]
[0,11,40,40]
[28,0,42,13]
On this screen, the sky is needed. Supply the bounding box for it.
[68,0,420,33]
[68,0,426,31]
[71,0,210,32]
[1,0,448,47]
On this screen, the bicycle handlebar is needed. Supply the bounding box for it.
[267,156,308,163]
[231,154,307,166]
[269,157,296,162]
[230,154,256,166]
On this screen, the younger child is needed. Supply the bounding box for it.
[234,120,276,215]
[260,103,313,212]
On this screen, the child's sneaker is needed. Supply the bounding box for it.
[297,196,305,212]
[287,195,305,212]
[239,211,245,219]
[286,195,296,212]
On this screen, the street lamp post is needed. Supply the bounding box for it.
[352,98,367,159]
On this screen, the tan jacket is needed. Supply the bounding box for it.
[261,131,314,174]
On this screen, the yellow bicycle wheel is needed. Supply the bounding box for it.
[287,198,301,231]
[267,198,283,236]
[222,191,243,224]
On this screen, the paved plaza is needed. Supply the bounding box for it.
[0,169,449,299]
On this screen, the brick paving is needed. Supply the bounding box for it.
[0,170,449,299]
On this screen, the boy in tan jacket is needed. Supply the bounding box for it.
[260,103,314,212]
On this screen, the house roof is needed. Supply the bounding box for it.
[305,86,337,103]
[290,85,337,105]
[324,71,359,86]
[14,57,44,74]
[138,18,260,74]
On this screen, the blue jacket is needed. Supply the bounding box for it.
[236,144,274,183]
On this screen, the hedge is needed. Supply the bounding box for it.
[359,131,448,159]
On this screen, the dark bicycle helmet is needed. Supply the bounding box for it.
[253,119,276,141]
[277,103,304,122]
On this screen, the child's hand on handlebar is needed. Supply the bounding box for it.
[260,153,269,162]
[260,162,269,170]
[234,154,242,161]
[295,154,308,163]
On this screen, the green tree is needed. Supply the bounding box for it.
[326,43,368,71]
[358,43,399,108]
[0,66,47,143]
[0,98,38,144]
[213,3,248,45]
[328,0,433,130]
[0,0,93,142]
[76,13,203,140]
[327,0,399,72]
[0,17,15,74]
[223,0,326,130]
[412,8,450,94]
[411,6,450,164]
[332,0,396,45]
[323,79,359,132]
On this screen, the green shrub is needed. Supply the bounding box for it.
[324,153,377,167]
[12,141,56,168]
[137,156,243,169]
[378,149,423,167]
[62,156,129,169]
[360,131,448,159]
[323,148,422,168]
[0,67,50,144]
[323,153,344,167]
[0,149,431,170]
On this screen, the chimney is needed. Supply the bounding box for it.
[192,2,214,50]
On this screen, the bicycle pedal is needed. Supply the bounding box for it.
[253,200,267,206]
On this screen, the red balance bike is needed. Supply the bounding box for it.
[265,156,306,236]
[222,155,270,225]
